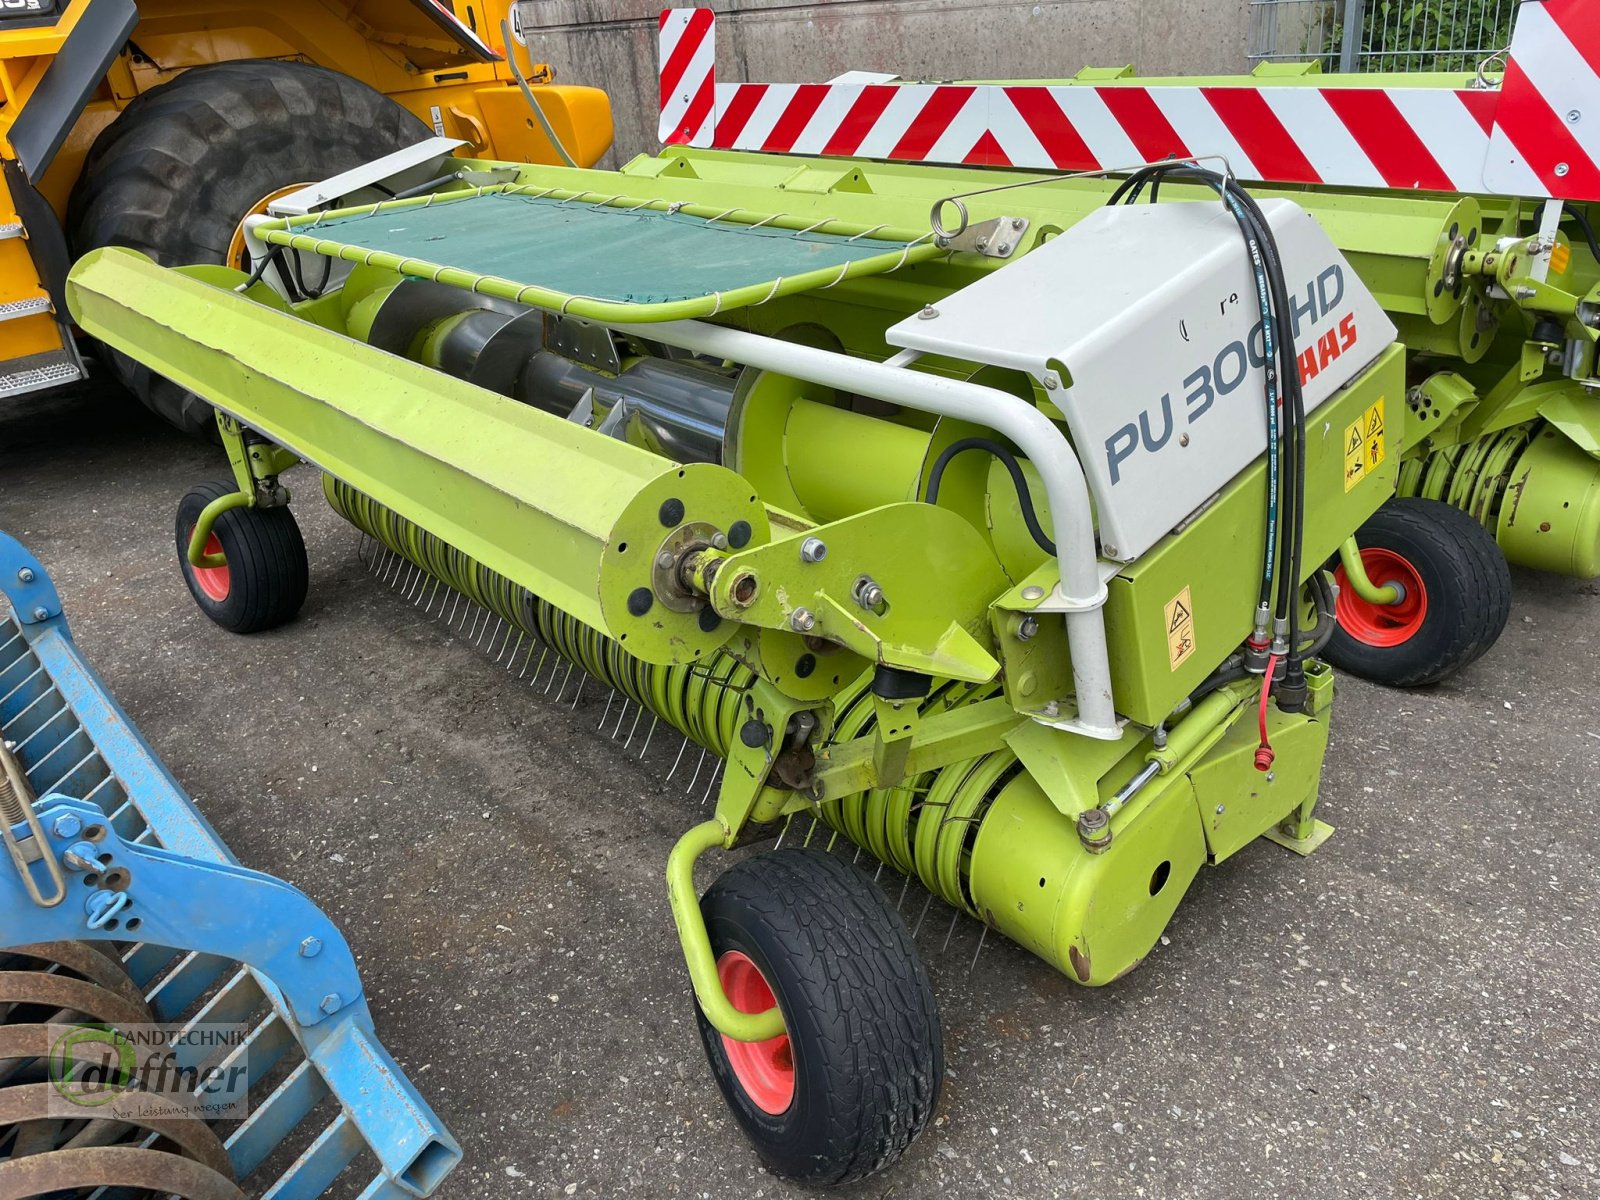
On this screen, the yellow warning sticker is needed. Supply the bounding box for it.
[1164,586,1196,671]
[1343,396,1386,493]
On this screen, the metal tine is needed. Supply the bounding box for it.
[477,616,503,649]
[969,924,989,973]
[700,759,724,808]
[686,747,708,794]
[897,873,911,912]
[568,676,585,709]
[549,660,574,699]
[609,699,632,739]
[599,689,617,731]
[873,861,884,883]
[665,736,690,784]
[357,533,373,565]
[941,909,963,954]
[381,550,406,587]
[802,817,817,847]
[527,647,550,686]
[404,564,429,602]
[517,639,539,679]
[622,705,645,751]
[913,892,934,938]
[500,630,525,668]
[636,716,658,760]
[826,830,838,851]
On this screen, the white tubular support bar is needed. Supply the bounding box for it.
[608,317,1121,740]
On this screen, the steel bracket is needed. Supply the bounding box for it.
[934,215,1029,258]
[4,796,364,1028]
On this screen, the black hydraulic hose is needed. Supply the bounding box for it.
[1108,163,1312,689]
[924,437,1057,557]
[1109,165,1293,618]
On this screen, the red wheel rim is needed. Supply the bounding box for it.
[716,950,794,1115]
[1334,548,1427,647]
[188,527,231,602]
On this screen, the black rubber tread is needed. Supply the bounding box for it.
[67,60,430,438]
[695,847,943,1185]
[175,481,309,634]
[1324,497,1512,687]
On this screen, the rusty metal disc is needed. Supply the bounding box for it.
[0,1145,244,1199]
[0,972,152,1028]
[0,1082,234,1178]
[3,943,148,1012]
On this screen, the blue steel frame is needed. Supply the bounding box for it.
[0,530,461,1198]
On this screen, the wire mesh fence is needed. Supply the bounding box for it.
[1247,0,1519,73]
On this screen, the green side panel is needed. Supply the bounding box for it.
[1104,344,1406,726]
[1186,700,1330,864]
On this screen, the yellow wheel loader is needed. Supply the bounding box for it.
[0,0,611,433]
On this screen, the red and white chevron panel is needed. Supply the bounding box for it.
[658,3,1600,202]
[658,7,716,147]
[1486,0,1600,199]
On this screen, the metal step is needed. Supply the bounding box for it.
[0,294,51,322]
[0,223,22,241]
[0,350,82,399]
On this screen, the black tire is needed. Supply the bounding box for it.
[175,481,309,634]
[1324,497,1511,687]
[694,847,943,1185]
[68,61,430,437]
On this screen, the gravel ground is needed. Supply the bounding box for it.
[2,376,1597,1200]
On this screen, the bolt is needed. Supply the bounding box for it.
[320,993,342,1015]
[997,242,1012,254]
[711,532,730,550]
[918,305,940,320]
[1043,374,1059,390]
[1017,615,1039,641]
[1266,771,1276,782]
[1012,218,1025,230]
[854,580,885,610]
[656,551,675,570]
[299,936,322,958]
[1568,109,1582,123]
[1021,585,1045,601]
[1102,544,1118,557]
[1042,699,1060,718]
[790,608,816,633]
[1179,433,1191,447]
[1215,804,1226,814]
[62,841,99,872]
[975,237,988,251]
[1555,162,1570,177]
[31,607,48,621]
[17,568,34,584]
[50,813,82,839]
[799,537,828,563]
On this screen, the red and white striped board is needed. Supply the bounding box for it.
[659,7,716,146]
[1486,0,1600,198]
[657,3,1600,202]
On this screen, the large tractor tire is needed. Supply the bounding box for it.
[68,60,430,438]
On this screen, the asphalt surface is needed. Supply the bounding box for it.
[2,375,1597,1200]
